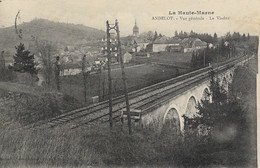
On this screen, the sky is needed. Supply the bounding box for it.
[0,0,259,37]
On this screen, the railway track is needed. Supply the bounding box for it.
[27,56,247,129]
[73,60,234,128]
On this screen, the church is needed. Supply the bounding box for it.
[132,19,139,37]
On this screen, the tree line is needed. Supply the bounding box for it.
[189,31,253,69]
[174,30,218,43]
[190,40,237,69]
[174,30,251,44]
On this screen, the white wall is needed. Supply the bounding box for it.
[153,44,179,52]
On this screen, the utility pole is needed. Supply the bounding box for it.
[0,51,5,71]
[248,51,250,67]
[229,46,232,59]
[98,65,102,101]
[203,50,206,67]
[55,56,61,91]
[82,55,87,103]
[115,19,132,135]
[99,62,105,102]
[216,45,219,79]
[106,20,113,129]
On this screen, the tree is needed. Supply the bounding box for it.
[153,31,158,42]
[225,32,232,42]
[146,31,154,42]
[12,43,37,75]
[190,30,195,38]
[179,31,184,39]
[241,33,246,41]
[31,37,58,87]
[232,32,241,42]
[183,32,188,38]
[174,30,178,37]
[213,33,218,42]
[183,69,247,138]
[190,51,197,69]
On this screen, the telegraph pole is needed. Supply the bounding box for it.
[82,55,87,103]
[203,50,206,67]
[98,65,102,101]
[0,51,5,71]
[99,62,105,102]
[115,19,132,134]
[229,46,232,59]
[106,21,113,129]
[55,56,61,91]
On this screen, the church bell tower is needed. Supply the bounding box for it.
[133,19,139,37]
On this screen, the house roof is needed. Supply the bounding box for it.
[124,52,132,57]
[121,35,150,44]
[153,36,181,44]
[181,38,207,46]
[194,40,207,46]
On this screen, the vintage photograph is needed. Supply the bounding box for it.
[0,0,259,167]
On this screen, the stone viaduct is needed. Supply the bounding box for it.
[138,57,250,132]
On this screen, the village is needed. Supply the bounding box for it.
[0,19,246,105]
[47,20,212,78]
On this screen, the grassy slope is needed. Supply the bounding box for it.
[0,57,257,167]
[229,57,257,166]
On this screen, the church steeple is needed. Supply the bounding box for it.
[133,19,139,37]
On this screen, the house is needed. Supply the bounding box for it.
[137,42,149,52]
[208,43,214,48]
[153,43,180,52]
[224,41,230,47]
[152,36,182,52]
[123,52,133,63]
[121,35,151,53]
[181,38,207,53]
[166,45,183,52]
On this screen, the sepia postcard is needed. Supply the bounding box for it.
[0,0,259,167]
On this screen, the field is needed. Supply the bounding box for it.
[60,63,190,104]
[149,52,192,68]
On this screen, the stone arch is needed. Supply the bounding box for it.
[230,73,233,79]
[185,96,197,118]
[222,76,229,91]
[222,76,227,85]
[228,72,233,83]
[202,87,210,101]
[225,74,230,82]
[162,108,181,134]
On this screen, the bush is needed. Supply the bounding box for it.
[0,92,82,127]
[0,69,17,82]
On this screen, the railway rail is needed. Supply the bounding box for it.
[27,55,248,129]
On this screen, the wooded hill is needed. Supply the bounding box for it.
[0,19,106,61]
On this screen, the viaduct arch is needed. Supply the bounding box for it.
[142,67,236,133]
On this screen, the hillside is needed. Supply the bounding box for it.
[0,19,106,61]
